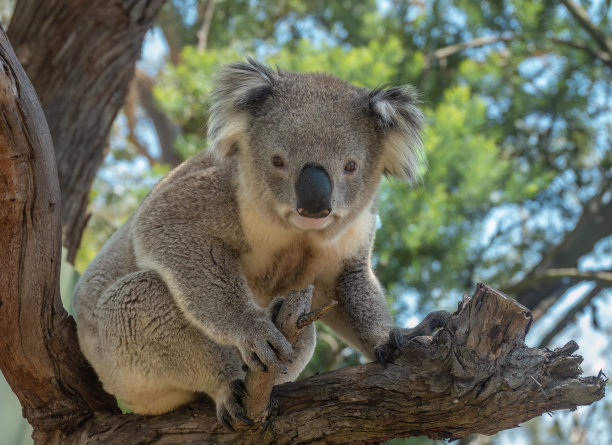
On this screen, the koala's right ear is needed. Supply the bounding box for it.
[368,85,425,183]
[208,58,276,159]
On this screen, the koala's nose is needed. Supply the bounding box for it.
[295,166,332,219]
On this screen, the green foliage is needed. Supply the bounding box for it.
[155,46,242,145]
[268,36,412,85]
[376,86,517,304]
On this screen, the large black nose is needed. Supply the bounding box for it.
[295,166,332,219]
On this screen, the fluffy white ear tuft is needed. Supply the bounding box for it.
[369,85,425,183]
[207,58,276,159]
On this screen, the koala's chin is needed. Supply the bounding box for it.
[288,212,334,231]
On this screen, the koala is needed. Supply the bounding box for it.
[74,59,445,428]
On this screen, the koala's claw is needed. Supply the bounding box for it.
[220,412,236,432]
[230,379,248,399]
[217,379,252,431]
[235,412,254,426]
[374,310,451,365]
[374,342,395,366]
[269,296,285,323]
[239,317,293,373]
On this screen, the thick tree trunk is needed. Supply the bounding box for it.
[0,22,119,442]
[0,24,606,445]
[7,0,165,262]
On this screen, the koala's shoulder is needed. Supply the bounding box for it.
[134,151,244,248]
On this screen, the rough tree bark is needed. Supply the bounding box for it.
[0,22,606,445]
[7,0,165,263]
[0,23,120,444]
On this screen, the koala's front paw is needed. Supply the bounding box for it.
[217,379,253,431]
[237,317,293,373]
[374,310,451,365]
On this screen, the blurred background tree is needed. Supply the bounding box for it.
[1,0,610,444]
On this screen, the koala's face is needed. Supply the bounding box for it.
[241,74,386,232]
[208,60,424,235]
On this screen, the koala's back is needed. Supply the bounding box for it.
[73,151,242,341]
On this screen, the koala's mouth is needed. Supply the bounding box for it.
[289,211,334,231]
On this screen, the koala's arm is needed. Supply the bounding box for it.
[131,191,292,373]
[318,257,451,363]
[315,257,394,361]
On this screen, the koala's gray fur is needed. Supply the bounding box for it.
[73,59,424,425]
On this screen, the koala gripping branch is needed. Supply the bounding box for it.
[243,286,338,422]
[63,284,606,444]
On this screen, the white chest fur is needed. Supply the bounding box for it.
[239,206,373,306]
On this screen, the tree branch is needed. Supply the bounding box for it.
[57,286,608,443]
[127,68,182,167]
[7,0,165,263]
[157,2,191,64]
[552,37,612,68]
[196,0,216,52]
[0,22,119,441]
[124,81,157,167]
[560,0,612,60]
[539,268,612,285]
[537,284,604,348]
[243,287,337,421]
[509,176,612,309]
[425,34,514,66]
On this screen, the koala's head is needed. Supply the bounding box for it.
[208,59,424,236]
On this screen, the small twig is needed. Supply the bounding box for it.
[530,375,548,397]
[297,300,338,330]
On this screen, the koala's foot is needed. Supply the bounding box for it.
[217,379,253,431]
[374,310,451,365]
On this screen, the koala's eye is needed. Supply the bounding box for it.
[344,161,357,173]
[272,156,285,168]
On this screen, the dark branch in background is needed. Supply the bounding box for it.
[125,68,182,167]
[553,37,612,68]
[7,0,166,263]
[124,80,157,167]
[157,1,191,64]
[509,176,612,310]
[560,0,612,65]
[538,284,605,348]
[197,0,216,52]
[539,268,612,285]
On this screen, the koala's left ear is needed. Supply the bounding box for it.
[368,85,425,183]
[208,58,277,159]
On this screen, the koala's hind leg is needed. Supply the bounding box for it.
[88,270,246,418]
